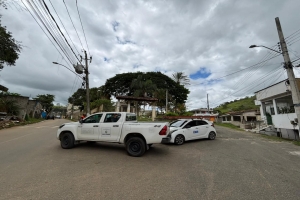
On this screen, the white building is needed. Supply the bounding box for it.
[255,79,299,140]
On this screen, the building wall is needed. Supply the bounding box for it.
[5,95,29,119]
[27,100,43,118]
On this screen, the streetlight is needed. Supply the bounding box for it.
[52,62,83,79]
[249,45,282,54]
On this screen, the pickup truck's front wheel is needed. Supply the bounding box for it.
[60,132,75,149]
[126,137,146,157]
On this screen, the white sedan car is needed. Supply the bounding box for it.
[168,119,217,145]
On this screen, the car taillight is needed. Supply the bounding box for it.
[159,125,168,135]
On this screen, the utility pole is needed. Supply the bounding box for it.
[84,50,91,115]
[276,17,300,138]
[166,89,168,113]
[207,93,209,111]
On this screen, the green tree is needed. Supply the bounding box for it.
[172,72,190,86]
[0,98,19,115]
[0,16,22,69]
[33,94,55,113]
[104,72,189,105]
[130,75,157,97]
[91,99,114,112]
[68,86,110,106]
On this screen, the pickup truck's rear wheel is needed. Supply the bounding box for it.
[126,137,146,157]
[60,132,75,149]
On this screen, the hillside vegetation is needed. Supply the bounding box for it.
[214,96,259,115]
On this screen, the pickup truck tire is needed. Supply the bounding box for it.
[60,132,75,149]
[126,137,146,157]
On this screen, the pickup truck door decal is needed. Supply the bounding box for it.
[101,128,111,137]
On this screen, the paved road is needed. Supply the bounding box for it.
[0,120,300,200]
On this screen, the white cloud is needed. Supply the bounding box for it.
[1,0,299,109]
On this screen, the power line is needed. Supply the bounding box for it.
[63,0,85,51]
[190,53,281,86]
[210,65,283,106]
[42,0,81,63]
[22,0,82,78]
[23,0,74,65]
[76,0,90,56]
[33,0,76,64]
[48,0,81,57]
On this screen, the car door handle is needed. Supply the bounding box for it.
[93,125,99,127]
[113,125,119,127]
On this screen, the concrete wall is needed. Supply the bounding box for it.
[272,113,298,129]
[5,95,29,119]
[27,100,43,118]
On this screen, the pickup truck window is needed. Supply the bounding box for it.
[126,114,137,121]
[83,114,102,123]
[104,113,121,123]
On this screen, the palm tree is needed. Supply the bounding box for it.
[172,72,190,86]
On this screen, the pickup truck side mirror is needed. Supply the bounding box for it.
[79,119,83,124]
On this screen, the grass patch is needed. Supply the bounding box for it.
[293,141,300,146]
[215,122,242,130]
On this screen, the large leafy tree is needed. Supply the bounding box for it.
[172,72,190,86]
[0,16,22,69]
[104,72,189,105]
[130,75,157,97]
[68,86,109,106]
[33,94,55,113]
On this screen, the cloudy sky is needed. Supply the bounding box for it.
[1,0,300,110]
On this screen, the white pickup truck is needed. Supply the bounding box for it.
[57,112,170,157]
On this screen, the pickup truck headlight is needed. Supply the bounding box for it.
[59,124,65,129]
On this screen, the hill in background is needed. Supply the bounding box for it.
[214,96,259,115]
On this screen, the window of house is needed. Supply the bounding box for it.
[270,107,275,115]
[233,116,241,121]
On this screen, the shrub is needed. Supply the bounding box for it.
[166,112,178,116]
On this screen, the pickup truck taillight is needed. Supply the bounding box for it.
[159,125,168,135]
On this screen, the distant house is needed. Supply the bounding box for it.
[219,109,260,128]
[255,79,300,140]
[190,108,219,121]
[1,95,43,119]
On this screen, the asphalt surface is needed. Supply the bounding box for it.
[0,119,300,200]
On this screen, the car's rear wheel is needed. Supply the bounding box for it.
[208,131,216,140]
[60,132,75,149]
[174,134,185,145]
[126,137,146,157]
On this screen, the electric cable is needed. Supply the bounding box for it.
[63,0,85,51]
[76,0,90,56]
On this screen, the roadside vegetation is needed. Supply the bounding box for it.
[214,96,259,115]
[260,134,300,146]
[0,116,44,130]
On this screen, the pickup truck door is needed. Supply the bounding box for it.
[77,114,103,140]
[99,113,122,142]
